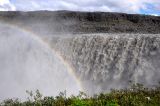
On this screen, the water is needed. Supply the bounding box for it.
[0,23,80,101]
[49,33,160,94]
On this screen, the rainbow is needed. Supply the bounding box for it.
[0,21,84,92]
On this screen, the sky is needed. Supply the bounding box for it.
[0,0,159,16]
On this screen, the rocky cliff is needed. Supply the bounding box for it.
[0,11,160,34]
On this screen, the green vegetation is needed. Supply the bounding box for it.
[1,83,160,106]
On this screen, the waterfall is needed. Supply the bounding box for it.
[49,33,160,94]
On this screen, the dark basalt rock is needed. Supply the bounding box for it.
[0,11,160,34]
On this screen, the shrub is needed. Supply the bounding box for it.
[1,83,160,106]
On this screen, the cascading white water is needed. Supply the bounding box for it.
[0,23,80,101]
[49,34,160,95]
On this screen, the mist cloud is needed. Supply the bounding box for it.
[0,23,80,101]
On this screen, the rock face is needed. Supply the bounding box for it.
[49,34,160,94]
[0,11,160,34]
